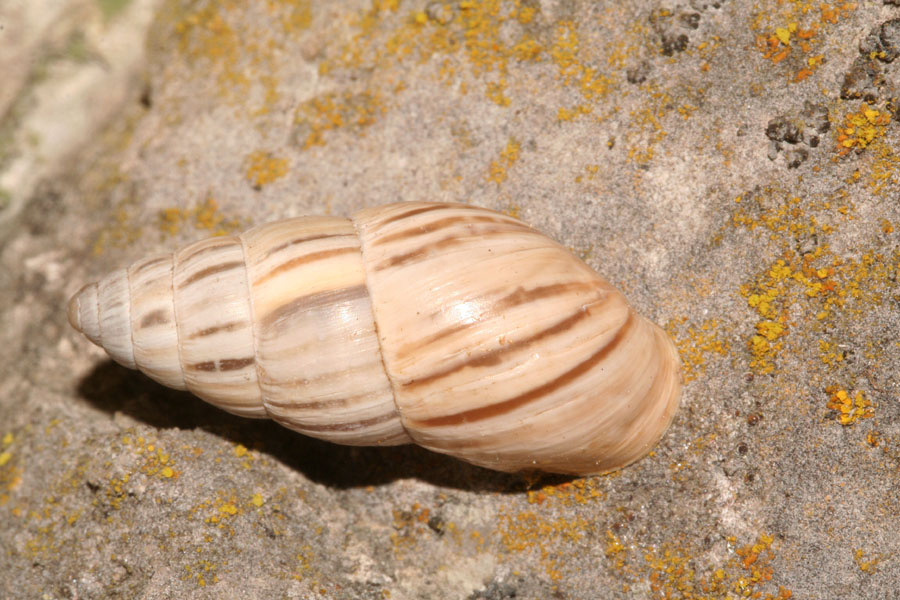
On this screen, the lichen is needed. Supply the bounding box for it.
[158,197,245,237]
[486,138,521,185]
[244,150,290,188]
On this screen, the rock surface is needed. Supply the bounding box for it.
[1,0,899,598]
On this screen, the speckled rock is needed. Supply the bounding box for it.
[1,1,899,598]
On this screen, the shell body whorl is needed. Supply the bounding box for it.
[68,202,681,475]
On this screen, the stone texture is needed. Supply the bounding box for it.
[1,0,899,598]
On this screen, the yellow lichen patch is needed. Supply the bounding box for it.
[229,443,255,470]
[825,387,874,426]
[244,150,289,188]
[122,434,178,480]
[574,164,600,183]
[267,0,312,33]
[158,197,244,237]
[497,510,588,582]
[605,531,628,572]
[818,340,845,367]
[863,139,900,196]
[740,257,793,373]
[487,138,521,184]
[390,502,449,557]
[550,20,612,113]
[853,548,882,573]
[775,24,796,46]
[638,533,792,599]
[183,559,219,588]
[321,0,546,109]
[525,478,605,506]
[293,91,386,148]
[201,494,243,527]
[0,432,11,468]
[318,0,634,136]
[290,544,321,583]
[666,318,731,383]
[93,204,143,255]
[752,2,855,82]
[171,0,312,113]
[625,85,677,166]
[835,104,891,156]
[503,203,521,219]
[0,430,22,508]
[729,190,899,375]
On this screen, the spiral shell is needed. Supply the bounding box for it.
[68,202,681,475]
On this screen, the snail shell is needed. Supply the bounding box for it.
[68,202,681,475]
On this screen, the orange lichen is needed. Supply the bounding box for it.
[740,257,794,374]
[605,530,628,571]
[122,434,178,481]
[853,548,882,573]
[172,0,312,112]
[93,203,143,255]
[626,86,675,165]
[390,502,439,557]
[487,138,521,184]
[497,510,588,582]
[639,533,792,599]
[158,197,244,237]
[752,2,855,82]
[825,387,874,425]
[550,20,611,107]
[0,431,22,508]
[666,318,731,383]
[525,478,605,506]
[294,91,386,148]
[183,559,219,587]
[836,104,891,156]
[574,164,600,183]
[731,189,900,375]
[244,150,289,188]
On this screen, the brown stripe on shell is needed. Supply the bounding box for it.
[370,214,524,247]
[403,294,608,391]
[189,360,217,372]
[186,357,255,372]
[262,388,391,411]
[259,360,384,387]
[285,410,399,433]
[374,225,536,271]
[131,256,170,276]
[395,282,599,360]
[413,313,635,428]
[178,237,237,262]
[187,320,246,339]
[260,284,369,330]
[139,308,170,329]
[219,357,255,371]
[262,233,357,260]
[494,281,598,311]
[178,260,244,289]
[368,203,456,230]
[263,396,348,410]
[254,247,358,287]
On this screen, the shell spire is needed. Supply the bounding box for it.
[68,202,681,476]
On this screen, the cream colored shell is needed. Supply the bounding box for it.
[68,202,681,475]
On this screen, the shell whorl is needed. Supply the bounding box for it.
[68,202,682,475]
